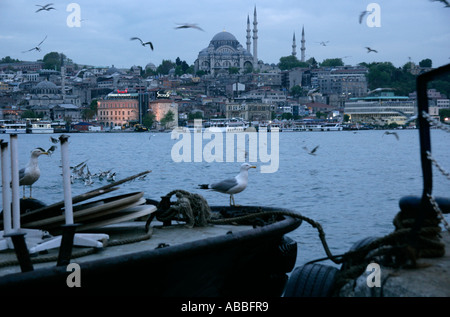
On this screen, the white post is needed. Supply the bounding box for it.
[59,135,74,225]
[1,141,12,234]
[10,134,20,230]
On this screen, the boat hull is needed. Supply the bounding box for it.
[0,206,301,296]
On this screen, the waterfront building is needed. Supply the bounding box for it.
[344,89,416,125]
[150,99,179,129]
[97,91,141,128]
[225,101,271,122]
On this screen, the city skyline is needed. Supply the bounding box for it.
[0,0,449,70]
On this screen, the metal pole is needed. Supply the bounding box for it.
[59,135,74,225]
[10,134,20,230]
[1,140,12,234]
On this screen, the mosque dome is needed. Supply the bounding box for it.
[105,65,121,75]
[32,80,59,94]
[35,80,58,90]
[210,31,240,49]
[211,31,237,42]
[145,62,156,71]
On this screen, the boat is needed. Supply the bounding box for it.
[26,121,54,134]
[301,121,343,132]
[0,120,27,134]
[0,164,302,295]
[207,118,249,133]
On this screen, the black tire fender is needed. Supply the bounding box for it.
[283,263,339,297]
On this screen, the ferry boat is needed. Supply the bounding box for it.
[0,120,27,134]
[207,118,249,133]
[26,121,54,134]
[297,121,343,132]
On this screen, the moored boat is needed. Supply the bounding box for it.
[0,194,301,296]
[26,121,54,134]
[0,121,27,134]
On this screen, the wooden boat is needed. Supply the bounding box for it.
[0,174,302,296]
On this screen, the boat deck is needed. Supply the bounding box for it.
[0,219,254,277]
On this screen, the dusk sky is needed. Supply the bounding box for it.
[1,0,449,69]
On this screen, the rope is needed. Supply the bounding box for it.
[154,189,447,295]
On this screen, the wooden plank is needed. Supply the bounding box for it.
[19,170,152,223]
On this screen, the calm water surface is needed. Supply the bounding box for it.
[2,129,449,266]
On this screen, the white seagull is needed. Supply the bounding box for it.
[199,163,256,206]
[18,147,48,198]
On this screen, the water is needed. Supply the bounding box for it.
[1,129,449,267]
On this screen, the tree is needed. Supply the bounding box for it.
[82,99,98,121]
[156,60,176,75]
[364,61,416,96]
[439,108,450,123]
[306,57,318,68]
[160,110,175,128]
[21,110,42,119]
[321,58,344,67]
[290,85,304,97]
[419,58,432,68]
[278,55,308,70]
[142,112,156,129]
[0,56,21,63]
[43,52,66,70]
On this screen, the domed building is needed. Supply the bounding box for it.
[194,7,259,76]
[27,79,81,119]
[195,31,254,76]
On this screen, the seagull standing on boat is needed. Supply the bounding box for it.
[18,147,48,198]
[199,163,256,206]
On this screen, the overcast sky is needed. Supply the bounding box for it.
[0,0,449,70]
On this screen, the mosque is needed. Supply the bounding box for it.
[194,7,306,76]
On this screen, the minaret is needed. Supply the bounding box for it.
[292,32,297,57]
[60,55,66,102]
[301,25,306,62]
[252,6,258,69]
[246,15,251,53]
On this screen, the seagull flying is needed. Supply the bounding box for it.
[130,37,154,50]
[175,23,204,31]
[36,3,55,13]
[18,147,48,198]
[359,10,369,24]
[303,145,319,156]
[22,35,47,53]
[383,131,399,140]
[307,87,320,102]
[198,163,256,206]
[365,47,378,53]
[430,0,450,8]
[317,41,329,46]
